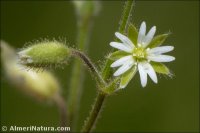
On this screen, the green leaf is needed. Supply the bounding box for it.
[109,50,129,60]
[120,65,137,89]
[151,62,170,75]
[128,23,138,45]
[148,33,170,48]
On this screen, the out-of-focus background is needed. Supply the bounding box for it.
[1,1,199,132]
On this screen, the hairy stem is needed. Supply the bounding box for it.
[67,6,94,130]
[81,92,106,133]
[71,49,106,86]
[118,0,134,33]
[102,0,134,81]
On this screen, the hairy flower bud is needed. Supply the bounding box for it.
[18,40,70,68]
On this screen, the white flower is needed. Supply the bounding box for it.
[110,21,175,88]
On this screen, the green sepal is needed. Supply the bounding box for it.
[128,23,138,45]
[151,62,170,75]
[102,78,120,94]
[120,65,137,89]
[101,59,114,81]
[109,50,129,60]
[148,33,170,48]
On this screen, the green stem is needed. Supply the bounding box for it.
[54,94,68,129]
[102,0,134,81]
[118,0,134,33]
[81,1,135,132]
[67,5,94,130]
[81,92,107,133]
[71,49,106,86]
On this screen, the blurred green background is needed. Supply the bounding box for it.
[0,1,199,132]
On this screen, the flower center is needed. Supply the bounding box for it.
[133,46,146,60]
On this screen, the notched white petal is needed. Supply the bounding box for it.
[138,63,147,87]
[142,62,158,83]
[143,26,156,47]
[148,46,174,55]
[111,55,133,68]
[113,60,134,76]
[138,21,146,45]
[110,42,132,53]
[147,55,175,62]
[115,32,134,49]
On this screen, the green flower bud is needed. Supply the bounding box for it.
[18,40,70,68]
[1,41,60,101]
[72,1,101,18]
